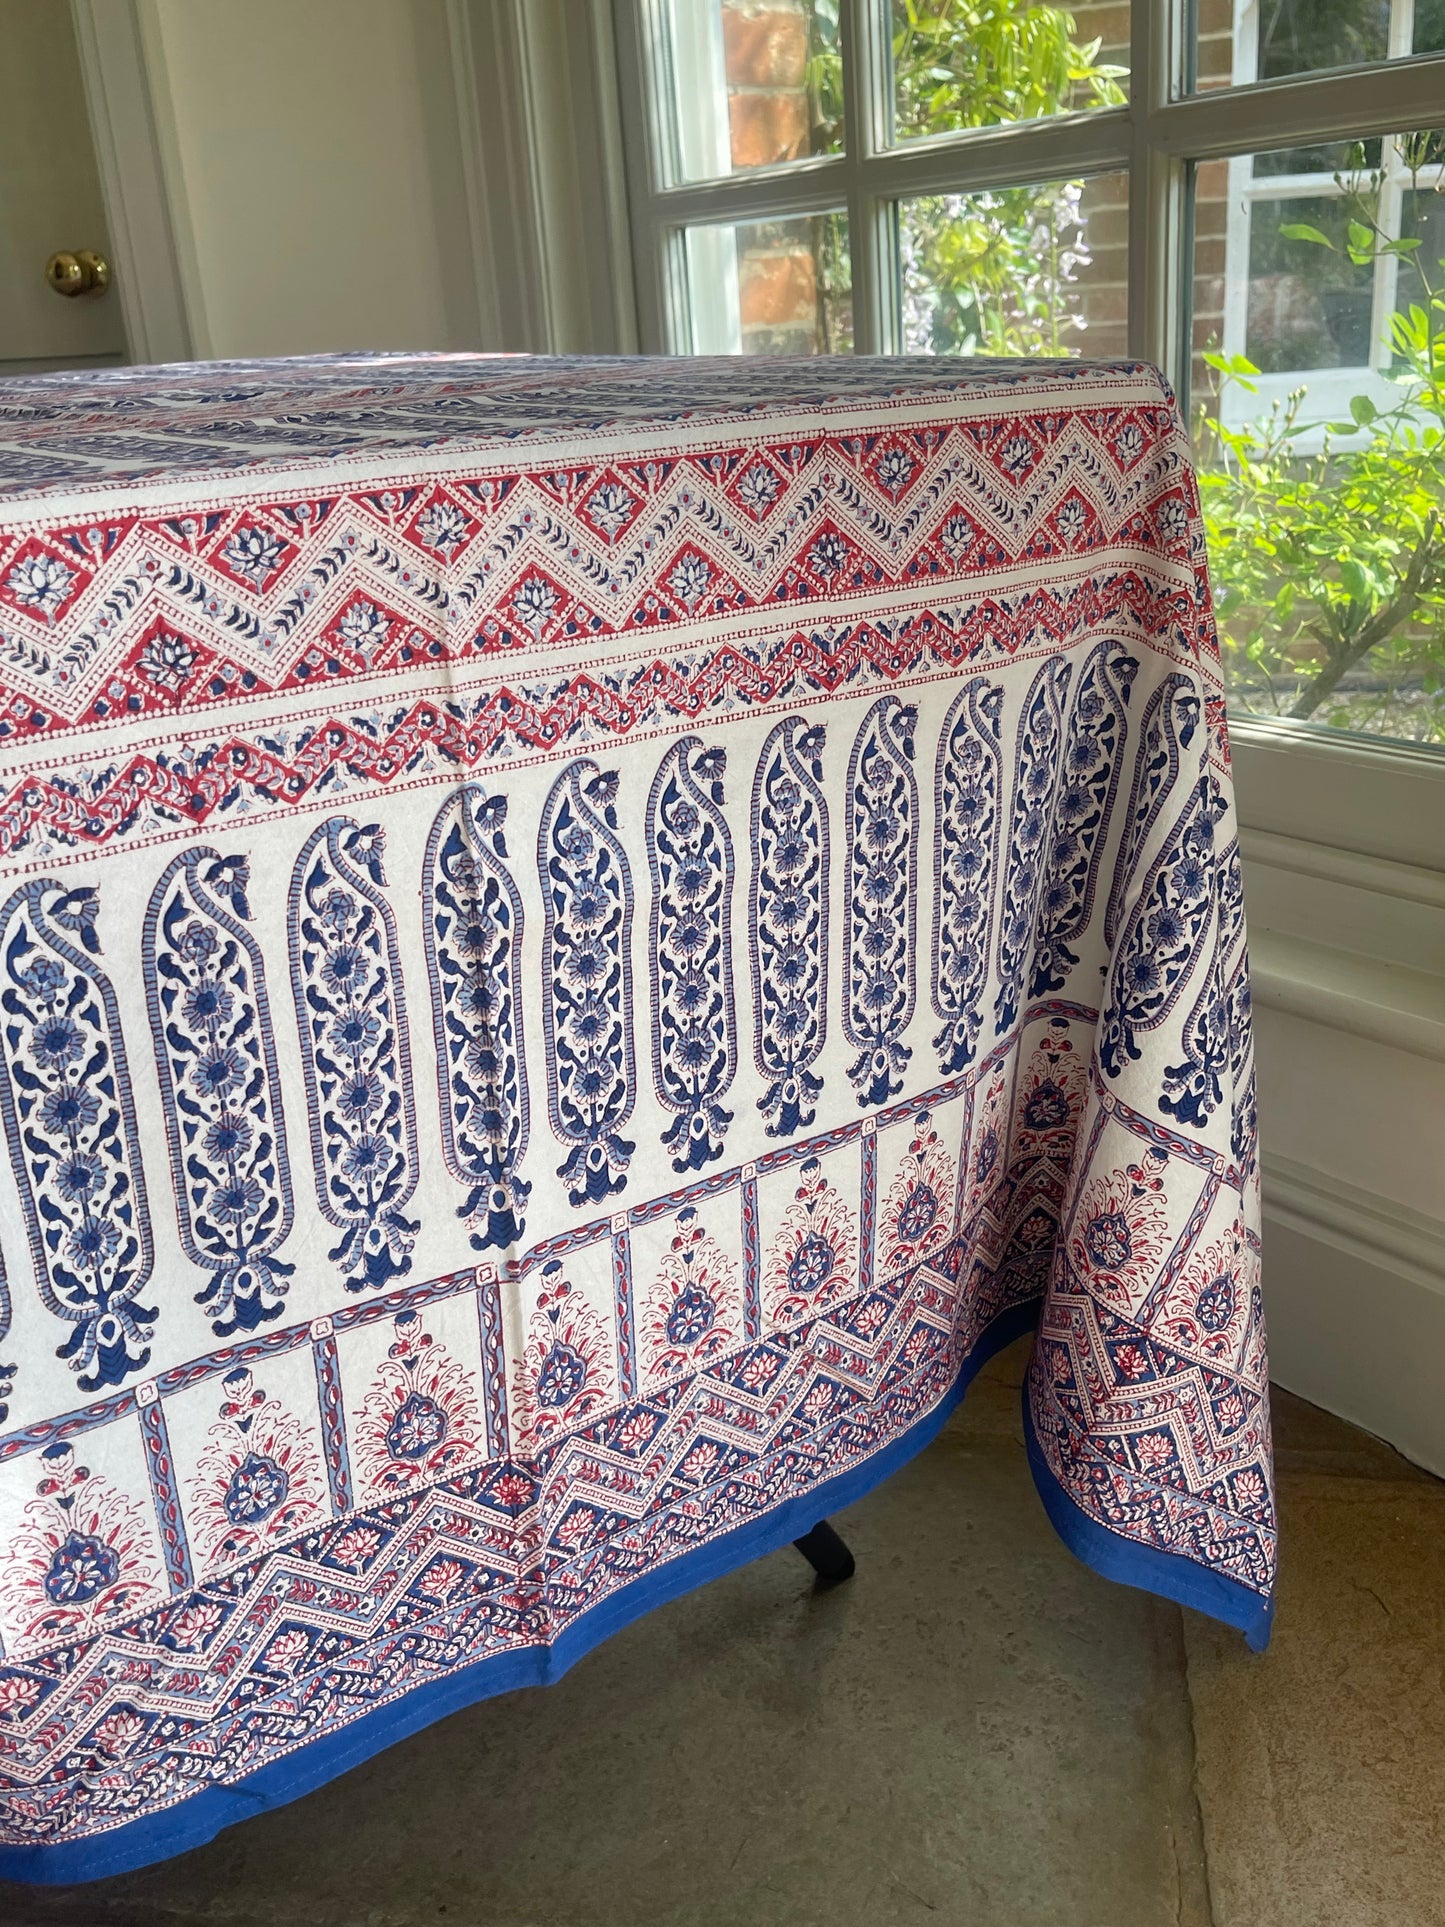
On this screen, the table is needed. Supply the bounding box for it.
[0,354,1275,1882]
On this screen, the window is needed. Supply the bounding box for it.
[614,0,1445,753]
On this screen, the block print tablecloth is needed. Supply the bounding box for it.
[0,354,1275,1881]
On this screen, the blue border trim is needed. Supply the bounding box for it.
[1,1302,1038,1887]
[1022,1395,1273,1654]
[1,1298,1273,1888]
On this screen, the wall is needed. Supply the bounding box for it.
[137,0,484,360]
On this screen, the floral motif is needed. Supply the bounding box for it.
[540,760,636,1205]
[511,573,561,641]
[0,881,156,1390]
[932,679,1002,1073]
[879,1111,957,1277]
[750,716,828,1137]
[289,819,419,1290]
[641,1206,741,1381]
[1030,642,1137,996]
[1014,1020,1085,1152]
[1105,674,1200,949]
[734,460,781,516]
[424,785,530,1249]
[335,599,391,660]
[1067,1148,1171,1310]
[646,738,736,1171]
[6,549,77,619]
[666,550,713,611]
[513,1260,614,1446]
[763,1159,859,1325]
[187,1367,327,1568]
[1153,1219,1256,1363]
[1,1441,160,1653]
[145,848,295,1335]
[353,1309,484,1496]
[583,479,638,540]
[219,522,285,588]
[843,697,917,1107]
[413,499,472,557]
[136,626,198,694]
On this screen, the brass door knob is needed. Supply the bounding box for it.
[45,249,111,298]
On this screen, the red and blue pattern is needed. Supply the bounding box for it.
[0,353,1271,1883]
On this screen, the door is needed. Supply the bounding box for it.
[0,0,127,374]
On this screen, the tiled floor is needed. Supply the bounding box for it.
[4,1340,1442,1927]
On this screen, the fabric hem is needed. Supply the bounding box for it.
[1021,1393,1274,1653]
[1,1299,1039,1887]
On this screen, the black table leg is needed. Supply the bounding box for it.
[792,1518,856,1586]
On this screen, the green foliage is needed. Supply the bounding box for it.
[1195,134,1445,742]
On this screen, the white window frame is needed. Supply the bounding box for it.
[612,0,1445,842]
[1219,0,1444,446]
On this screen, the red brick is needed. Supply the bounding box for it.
[728,91,808,168]
[1078,284,1127,323]
[722,5,807,89]
[738,245,816,326]
[1195,158,1230,198]
[1194,236,1227,276]
[1195,33,1235,80]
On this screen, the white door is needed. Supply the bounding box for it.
[0,0,127,374]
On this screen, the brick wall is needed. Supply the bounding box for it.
[719,1,827,352]
[711,0,1238,368]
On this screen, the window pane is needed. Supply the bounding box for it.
[656,0,842,184]
[891,1,1128,144]
[899,172,1128,357]
[1190,135,1445,749]
[682,212,853,353]
[1193,0,1445,94]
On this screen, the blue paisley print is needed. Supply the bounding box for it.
[931,679,1003,1074]
[646,737,736,1172]
[0,882,156,1390]
[424,785,531,1250]
[995,658,1072,1035]
[843,696,918,1107]
[1100,769,1227,1083]
[1029,642,1137,997]
[145,848,295,1336]
[1162,829,1246,1128]
[750,715,829,1138]
[539,760,637,1205]
[289,819,420,1290]
[1105,673,1200,949]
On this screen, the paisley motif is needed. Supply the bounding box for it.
[750,715,829,1137]
[144,847,295,1336]
[289,818,420,1290]
[1162,831,1246,1129]
[423,785,530,1250]
[646,738,736,1171]
[1105,673,1201,949]
[539,759,636,1205]
[995,658,1072,1034]
[1100,770,1226,1083]
[843,696,918,1107]
[1029,642,1136,997]
[0,880,156,1391]
[931,679,1003,1073]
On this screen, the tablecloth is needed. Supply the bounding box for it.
[0,353,1274,1882]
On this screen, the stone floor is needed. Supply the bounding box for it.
[5,1338,1443,1927]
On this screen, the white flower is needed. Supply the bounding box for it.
[221,524,284,586]
[7,551,76,618]
[414,500,471,556]
[584,482,637,539]
[337,599,390,653]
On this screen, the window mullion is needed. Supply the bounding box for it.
[1130,0,1187,378]
[841,0,893,353]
